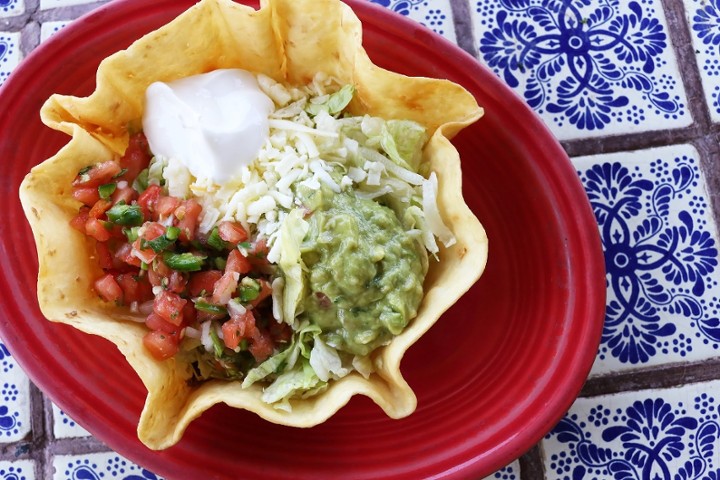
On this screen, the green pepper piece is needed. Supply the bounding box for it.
[207,227,228,251]
[163,252,206,271]
[194,300,228,316]
[106,203,144,226]
[98,183,117,199]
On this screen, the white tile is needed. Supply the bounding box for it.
[471,0,691,140]
[573,145,720,375]
[685,0,720,122]
[544,381,720,479]
[0,342,31,443]
[483,460,520,479]
[40,0,100,9]
[0,460,36,480]
[0,32,22,88]
[0,0,25,17]
[53,453,163,480]
[40,21,72,43]
[364,0,456,43]
[51,403,90,439]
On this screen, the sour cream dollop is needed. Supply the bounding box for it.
[143,69,275,184]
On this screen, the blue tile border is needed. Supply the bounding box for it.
[573,145,720,375]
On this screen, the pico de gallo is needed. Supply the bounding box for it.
[70,132,291,381]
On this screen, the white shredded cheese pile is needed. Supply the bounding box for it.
[156,72,455,261]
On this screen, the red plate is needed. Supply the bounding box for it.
[0,1,605,478]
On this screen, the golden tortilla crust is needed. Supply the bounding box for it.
[19,0,488,450]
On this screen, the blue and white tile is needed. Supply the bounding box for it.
[573,145,720,375]
[39,0,101,9]
[0,32,21,88]
[40,21,71,43]
[0,460,35,480]
[51,403,90,439]
[472,0,691,140]
[544,381,720,480]
[0,341,31,443]
[0,0,25,18]
[685,0,720,122]
[484,460,520,480]
[366,0,456,43]
[53,454,163,480]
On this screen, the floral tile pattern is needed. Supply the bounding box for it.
[0,342,31,443]
[573,145,720,375]
[544,381,720,480]
[0,0,24,17]
[686,0,720,122]
[366,0,457,43]
[0,32,20,88]
[0,461,35,480]
[53,454,162,480]
[40,21,71,43]
[51,403,90,439]
[484,460,520,479]
[471,0,691,140]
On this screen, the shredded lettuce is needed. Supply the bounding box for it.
[275,209,309,325]
[381,120,428,171]
[309,336,349,382]
[306,84,355,116]
[242,322,320,388]
[260,359,325,411]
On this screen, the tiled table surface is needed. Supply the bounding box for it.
[1,0,720,479]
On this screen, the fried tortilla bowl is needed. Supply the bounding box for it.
[19,0,487,450]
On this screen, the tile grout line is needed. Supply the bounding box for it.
[518,445,545,480]
[448,0,478,59]
[581,357,720,398]
[660,0,720,232]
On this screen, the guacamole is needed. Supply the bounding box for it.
[300,190,428,356]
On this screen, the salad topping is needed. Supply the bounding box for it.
[71,70,455,409]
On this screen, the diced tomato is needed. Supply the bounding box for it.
[142,330,179,360]
[249,327,275,362]
[73,161,122,188]
[166,271,188,294]
[137,184,162,220]
[222,310,256,350]
[114,242,142,268]
[85,218,112,242]
[132,222,165,265]
[118,133,152,181]
[70,207,90,232]
[249,278,273,308]
[94,273,123,303]
[95,242,114,270]
[182,301,197,326]
[145,312,179,334]
[89,198,113,219]
[153,290,187,326]
[188,270,223,296]
[156,196,182,218]
[111,185,137,205]
[212,271,239,305]
[175,199,202,242]
[248,238,270,268]
[218,221,249,244]
[225,249,252,275]
[117,273,153,304]
[72,186,101,206]
[269,320,292,344]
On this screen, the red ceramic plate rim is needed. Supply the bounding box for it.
[0,0,606,478]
